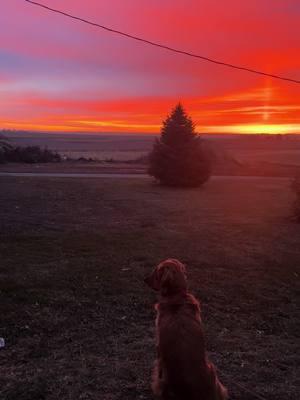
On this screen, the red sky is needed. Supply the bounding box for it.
[1,0,300,134]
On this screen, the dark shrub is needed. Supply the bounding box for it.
[1,145,61,164]
[10,146,61,163]
[0,132,61,164]
[292,177,300,222]
[0,150,6,164]
[148,103,211,187]
[0,134,12,164]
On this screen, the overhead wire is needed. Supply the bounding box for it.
[24,0,300,84]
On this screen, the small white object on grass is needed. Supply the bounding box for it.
[0,338,5,348]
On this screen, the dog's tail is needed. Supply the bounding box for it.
[208,363,229,400]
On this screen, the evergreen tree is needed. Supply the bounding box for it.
[148,103,211,187]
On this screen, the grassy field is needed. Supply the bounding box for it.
[0,176,299,400]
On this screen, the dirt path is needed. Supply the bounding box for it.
[0,172,291,181]
[0,172,147,178]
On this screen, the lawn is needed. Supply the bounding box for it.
[0,176,299,400]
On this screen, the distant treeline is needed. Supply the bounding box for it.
[0,133,61,164]
[1,129,300,140]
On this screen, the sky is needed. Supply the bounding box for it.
[1,0,300,134]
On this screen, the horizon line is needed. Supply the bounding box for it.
[2,129,300,136]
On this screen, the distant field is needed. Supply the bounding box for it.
[6,132,300,166]
[1,176,299,400]
[236,149,300,166]
[7,132,155,161]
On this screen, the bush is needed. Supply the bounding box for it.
[148,103,211,187]
[0,150,6,164]
[0,145,61,164]
[0,134,12,164]
[0,132,61,164]
[292,177,300,222]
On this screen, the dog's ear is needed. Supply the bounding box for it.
[144,270,160,291]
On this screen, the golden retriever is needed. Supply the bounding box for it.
[145,258,228,400]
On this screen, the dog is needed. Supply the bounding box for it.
[144,259,228,400]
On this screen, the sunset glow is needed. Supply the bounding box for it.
[1,0,300,134]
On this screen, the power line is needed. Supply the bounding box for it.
[24,0,300,85]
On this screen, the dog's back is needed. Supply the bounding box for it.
[156,296,227,400]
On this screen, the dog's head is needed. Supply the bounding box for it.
[144,259,187,296]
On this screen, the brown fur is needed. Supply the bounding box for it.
[144,259,228,400]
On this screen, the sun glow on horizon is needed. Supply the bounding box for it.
[204,123,300,135]
[1,119,300,135]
